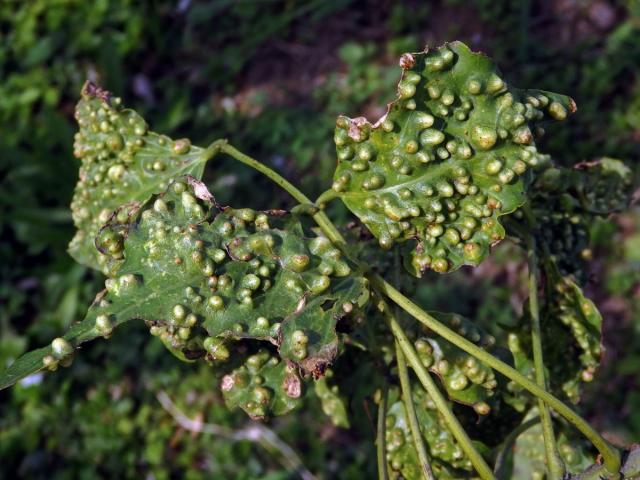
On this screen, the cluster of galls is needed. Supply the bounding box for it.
[547,271,602,402]
[332,41,573,275]
[86,177,367,417]
[69,81,205,273]
[220,350,302,418]
[42,338,75,371]
[409,312,497,414]
[385,387,474,478]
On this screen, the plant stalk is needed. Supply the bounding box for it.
[377,383,390,480]
[217,142,346,248]
[381,301,495,480]
[371,274,621,475]
[526,234,565,479]
[395,341,435,480]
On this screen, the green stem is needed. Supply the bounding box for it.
[382,302,495,480]
[218,142,347,248]
[316,188,340,206]
[395,341,435,480]
[377,383,390,480]
[371,274,621,475]
[526,234,565,479]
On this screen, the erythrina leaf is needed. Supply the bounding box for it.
[502,409,594,479]
[515,157,632,279]
[332,41,575,275]
[507,261,603,405]
[93,176,369,380]
[69,81,216,273]
[385,386,489,478]
[542,261,603,403]
[220,349,303,419]
[0,177,369,401]
[410,312,503,413]
[313,369,350,428]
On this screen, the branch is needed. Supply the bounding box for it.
[525,231,565,479]
[396,341,435,480]
[377,382,390,480]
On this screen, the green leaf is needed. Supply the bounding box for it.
[313,369,350,428]
[69,81,215,273]
[516,157,632,279]
[542,262,603,403]
[0,289,135,390]
[507,261,603,405]
[411,312,503,412]
[1,176,369,395]
[221,349,303,419]
[536,158,632,216]
[89,176,367,377]
[332,41,574,275]
[385,386,489,478]
[505,409,594,479]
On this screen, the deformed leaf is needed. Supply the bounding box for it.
[506,261,603,404]
[536,157,632,216]
[385,386,489,478]
[542,261,603,402]
[411,312,505,413]
[88,176,368,378]
[69,81,215,273]
[514,157,633,279]
[505,409,594,479]
[332,41,574,275]
[221,349,303,419]
[1,177,369,402]
[313,369,350,428]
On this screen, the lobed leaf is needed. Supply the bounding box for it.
[332,41,574,275]
[92,176,369,378]
[1,177,370,410]
[69,81,214,273]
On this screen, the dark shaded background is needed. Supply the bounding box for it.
[0,1,638,478]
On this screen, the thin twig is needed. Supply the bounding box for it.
[156,391,316,480]
[396,342,435,480]
[376,382,390,480]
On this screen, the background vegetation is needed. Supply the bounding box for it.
[0,0,638,478]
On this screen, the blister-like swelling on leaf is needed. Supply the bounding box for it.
[505,409,593,479]
[332,41,574,275]
[0,289,133,390]
[220,350,302,419]
[543,262,603,402]
[517,157,632,279]
[91,176,368,378]
[507,262,602,405]
[385,387,488,478]
[412,312,502,412]
[313,369,350,428]
[536,158,632,215]
[69,82,213,273]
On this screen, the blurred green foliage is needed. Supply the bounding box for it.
[1,0,638,478]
